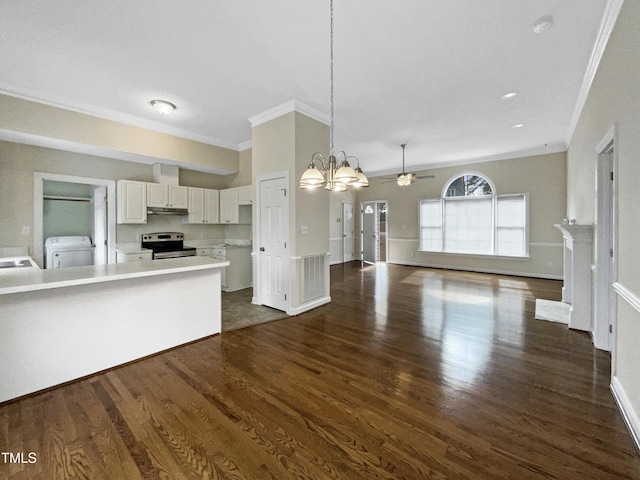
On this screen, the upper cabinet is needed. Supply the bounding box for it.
[117,180,147,224]
[219,187,239,224]
[186,187,219,224]
[238,185,255,205]
[147,184,188,209]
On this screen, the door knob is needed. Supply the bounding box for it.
[260,247,265,251]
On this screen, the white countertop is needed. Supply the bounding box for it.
[0,256,229,295]
[115,244,153,254]
[186,242,251,249]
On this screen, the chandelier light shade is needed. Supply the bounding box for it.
[299,0,368,191]
[353,165,369,187]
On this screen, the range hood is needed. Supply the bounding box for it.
[147,206,189,216]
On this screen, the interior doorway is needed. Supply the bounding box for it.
[361,201,387,264]
[33,172,116,268]
[594,135,616,352]
[342,201,354,263]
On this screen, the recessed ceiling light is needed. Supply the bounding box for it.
[513,123,526,129]
[501,92,518,100]
[150,99,176,115]
[532,15,554,34]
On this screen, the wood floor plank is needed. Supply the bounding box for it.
[1,263,639,479]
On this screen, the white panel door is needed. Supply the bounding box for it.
[259,176,289,311]
[342,201,354,262]
[362,202,376,264]
[594,151,614,351]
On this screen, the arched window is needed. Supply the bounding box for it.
[419,173,528,257]
[444,174,494,197]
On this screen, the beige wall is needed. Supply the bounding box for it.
[567,0,640,428]
[293,112,330,257]
[0,140,244,253]
[356,152,567,278]
[251,111,330,257]
[0,94,239,174]
[251,110,330,312]
[224,148,253,188]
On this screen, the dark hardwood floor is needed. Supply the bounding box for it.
[1,262,639,479]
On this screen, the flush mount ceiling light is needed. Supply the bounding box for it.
[532,15,554,34]
[501,91,518,100]
[150,99,176,115]
[299,0,368,191]
[513,123,526,129]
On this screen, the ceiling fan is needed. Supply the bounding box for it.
[379,144,435,186]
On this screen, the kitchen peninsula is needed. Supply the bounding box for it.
[0,256,228,403]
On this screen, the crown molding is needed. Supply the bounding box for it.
[237,139,252,151]
[565,0,624,145]
[248,99,329,128]
[368,143,567,178]
[0,85,240,151]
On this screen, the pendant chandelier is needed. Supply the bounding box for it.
[299,0,368,191]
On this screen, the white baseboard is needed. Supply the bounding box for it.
[387,260,563,280]
[534,299,570,324]
[288,296,331,316]
[611,376,640,453]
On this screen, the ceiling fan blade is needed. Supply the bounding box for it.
[416,175,435,179]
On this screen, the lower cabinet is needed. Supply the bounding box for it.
[116,251,153,263]
[212,246,251,292]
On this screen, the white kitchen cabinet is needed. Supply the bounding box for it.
[117,180,147,224]
[238,185,255,205]
[219,187,239,224]
[213,246,251,292]
[186,188,219,224]
[196,248,212,257]
[147,183,189,209]
[116,251,153,263]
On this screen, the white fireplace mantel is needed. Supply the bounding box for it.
[554,223,594,331]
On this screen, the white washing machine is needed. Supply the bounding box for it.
[45,236,95,269]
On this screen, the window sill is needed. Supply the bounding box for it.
[417,250,530,261]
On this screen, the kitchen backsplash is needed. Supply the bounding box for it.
[116,215,251,244]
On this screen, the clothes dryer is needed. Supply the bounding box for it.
[45,236,94,269]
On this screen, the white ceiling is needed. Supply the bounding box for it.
[0,1,611,176]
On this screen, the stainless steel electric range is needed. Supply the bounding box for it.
[141,232,197,259]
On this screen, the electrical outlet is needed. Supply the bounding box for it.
[21,226,30,235]
[301,225,308,234]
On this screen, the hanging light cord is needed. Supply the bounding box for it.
[329,0,335,157]
[402,144,406,174]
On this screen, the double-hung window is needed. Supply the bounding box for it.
[419,174,528,257]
